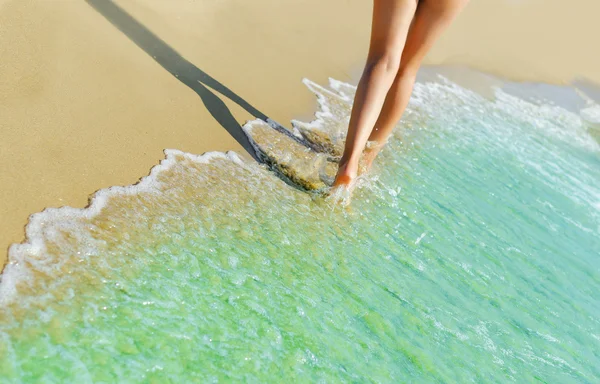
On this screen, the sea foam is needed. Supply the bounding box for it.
[1,69,598,382]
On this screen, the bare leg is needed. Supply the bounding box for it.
[363,0,469,170]
[333,0,418,187]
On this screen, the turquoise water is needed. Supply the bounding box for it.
[1,73,599,383]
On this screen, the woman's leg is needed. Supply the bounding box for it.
[363,0,469,169]
[333,0,418,187]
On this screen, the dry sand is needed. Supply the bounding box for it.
[1,0,599,267]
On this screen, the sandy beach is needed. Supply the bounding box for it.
[1,0,599,268]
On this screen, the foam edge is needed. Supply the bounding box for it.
[0,149,244,306]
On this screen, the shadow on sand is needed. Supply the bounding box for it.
[87,0,302,162]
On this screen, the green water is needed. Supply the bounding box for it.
[1,74,599,383]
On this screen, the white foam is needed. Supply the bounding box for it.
[327,77,357,100]
[3,70,599,309]
[0,149,245,306]
[291,78,352,145]
[580,104,600,124]
[414,232,426,245]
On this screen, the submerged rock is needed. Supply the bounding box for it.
[242,120,338,191]
[292,122,343,158]
[241,79,358,192]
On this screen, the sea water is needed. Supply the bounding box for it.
[0,71,599,383]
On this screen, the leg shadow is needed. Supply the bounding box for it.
[87,0,299,162]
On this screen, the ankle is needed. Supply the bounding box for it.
[338,157,359,176]
[340,151,360,166]
[365,138,388,150]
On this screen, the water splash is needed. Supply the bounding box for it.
[1,70,599,382]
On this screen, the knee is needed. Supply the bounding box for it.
[365,52,401,76]
[397,62,420,82]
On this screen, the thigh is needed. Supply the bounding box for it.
[367,0,419,62]
[400,0,468,70]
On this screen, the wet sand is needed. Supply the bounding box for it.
[1,0,599,268]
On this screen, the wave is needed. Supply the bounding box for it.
[2,70,599,308]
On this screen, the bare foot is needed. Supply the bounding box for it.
[333,163,358,187]
[328,161,357,206]
[333,159,358,188]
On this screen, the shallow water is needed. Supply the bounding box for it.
[1,72,599,383]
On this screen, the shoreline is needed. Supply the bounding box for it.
[3,65,599,273]
[2,0,600,268]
